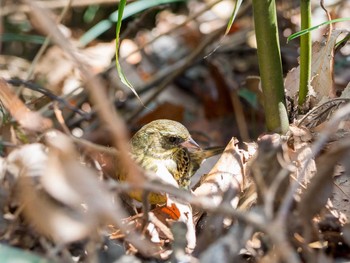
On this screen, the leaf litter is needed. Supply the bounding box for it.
[0,1,350,262]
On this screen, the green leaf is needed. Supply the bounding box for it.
[287,17,350,42]
[110,0,185,22]
[238,88,258,109]
[225,0,243,35]
[83,5,100,23]
[80,0,185,46]
[79,20,113,46]
[0,244,50,263]
[114,0,185,101]
[1,33,46,44]
[115,0,139,99]
[204,0,243,58]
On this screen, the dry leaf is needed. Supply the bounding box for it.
[285,66,302,99]
[17,176,93,243]
[6,143,48,178]
[285,29,349,107]
[43,131,158,255]
[0,78,52,132]
[297,98,350,129]
[194,137,244,208]
[166,196,196,252]
[311,29,348,100]
[298,137,350,222]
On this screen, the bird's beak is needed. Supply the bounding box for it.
[181,137,201,150]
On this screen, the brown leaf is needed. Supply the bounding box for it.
[297,98,350,129]
[311,30,348,100]
[17,176,93,243]
[285,29,349,106]
[298,137,350,222]
[0,78,52,132]
[133,102,185,129]
[194,137,245,208]
[285,66,301,99]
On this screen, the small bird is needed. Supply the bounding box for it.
[118,119,223,204]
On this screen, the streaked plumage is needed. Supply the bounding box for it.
[119,119,223,204]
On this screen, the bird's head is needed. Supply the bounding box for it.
[131,119,200,154]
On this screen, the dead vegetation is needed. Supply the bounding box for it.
[1,0,350,262]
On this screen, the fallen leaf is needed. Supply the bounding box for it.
[0,79,52,132]
[311,29,348,100]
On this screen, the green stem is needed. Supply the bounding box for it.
[252,0,289,133]
[298,0,312,106]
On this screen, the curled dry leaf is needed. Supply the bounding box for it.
[194,137,245,208]
[192,137,249,251]
[0,78,52,132]
[6,143,48,178]
[311,29,349,100]
[297,98,350,131]
[298,137,350,223]
[285,29,349,108]
[42,130,114,212]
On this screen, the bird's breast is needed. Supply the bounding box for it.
[153,159,179,188]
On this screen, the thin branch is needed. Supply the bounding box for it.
[7,78,88,117]
[119,0,223,64]
[24,0,73,82]
[278,102,350,222]
[23,0,150,255]
[126,28,223,122]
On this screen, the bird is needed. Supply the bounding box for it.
[117,119,223,204]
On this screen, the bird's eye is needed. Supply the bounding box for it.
[168,136,180,144]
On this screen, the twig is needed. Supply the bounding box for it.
[278,102,350,222]
[116,0,252,101]
[24,0,73,83]
[70,135,118,156]
[119,0,223,64]
[53,102,71,134]
[115,179,266,231]
[24,0,151,255]
[264,167,290,220]
[7,78,87,117]
[148,212,174,241]
[126,28,223,122]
